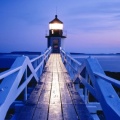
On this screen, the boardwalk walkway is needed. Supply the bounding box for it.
[16,54,93,120]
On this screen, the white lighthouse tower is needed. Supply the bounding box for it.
[46,15,66,53]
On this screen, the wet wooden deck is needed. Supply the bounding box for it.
[16,54,93,120]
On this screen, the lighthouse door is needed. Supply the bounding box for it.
[52,39,59,53]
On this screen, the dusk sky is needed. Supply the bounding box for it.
[0,0,120,53]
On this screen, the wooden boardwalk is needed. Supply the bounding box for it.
[15,54,93,120]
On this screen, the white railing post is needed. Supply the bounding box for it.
[24,68,27,101]
[85,71,88,104]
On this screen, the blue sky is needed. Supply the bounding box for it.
[0,0,120,53]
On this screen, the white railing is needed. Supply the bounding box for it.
[0,47,52,120]
[60,47,120,120]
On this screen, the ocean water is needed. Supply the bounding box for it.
[71,54,120,72]
[0,54,40,68]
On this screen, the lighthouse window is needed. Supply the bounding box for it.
[52,30,54,34]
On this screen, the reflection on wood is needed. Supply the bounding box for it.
[16,54,93,120]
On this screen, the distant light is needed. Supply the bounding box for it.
[49,23,63,30]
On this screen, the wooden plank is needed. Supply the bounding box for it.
[60,89,72,104]
[58,67,79,120]
[49,73,61,105]
[38,90,51,104]
[62,104,78,120]
[48,58,63,120]
[45,73,53,83]
[43,83,52,90]
[59,81,72,104]
[59,60,67,73]
[48,104,63,120]
[59,83,78,120]
[32,104,48,120]
[63,72,72,83]
[58,73,65,81]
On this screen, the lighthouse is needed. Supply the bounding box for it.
[46,15,66,53]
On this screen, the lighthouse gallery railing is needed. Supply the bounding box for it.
[0,47,52,120]
[60,48,120,120]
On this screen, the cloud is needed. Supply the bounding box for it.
[63,1,120,32]
[67,1,120,15]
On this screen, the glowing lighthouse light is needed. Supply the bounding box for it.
[49,15,63,30]
[49,23,63,30]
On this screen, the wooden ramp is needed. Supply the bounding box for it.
[15,54,93,120]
